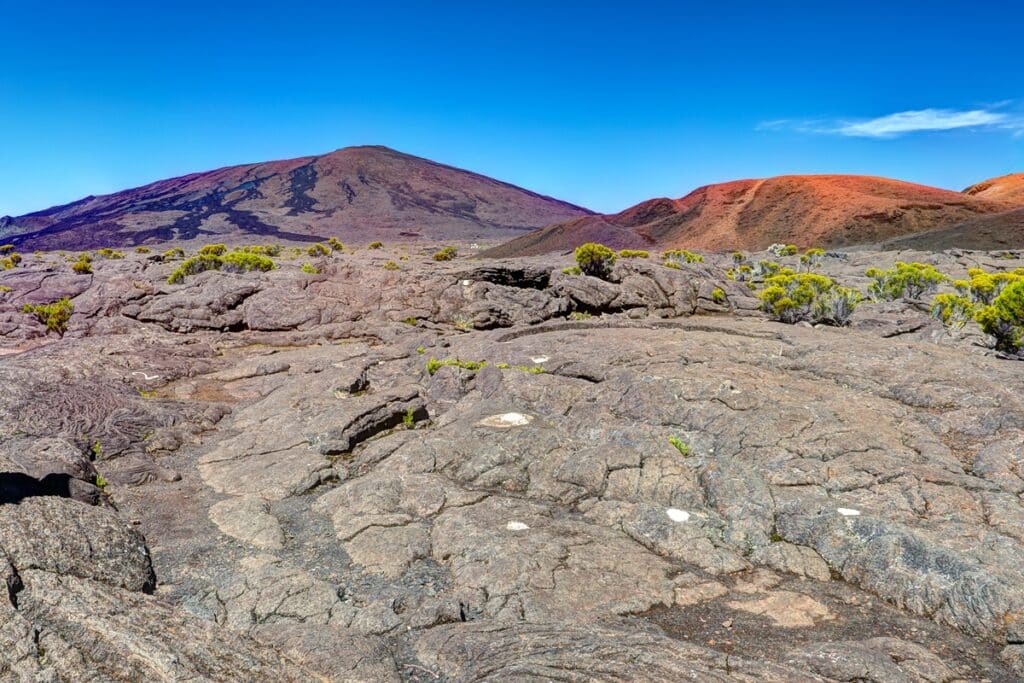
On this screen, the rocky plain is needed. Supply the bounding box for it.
[1,240,1023,682]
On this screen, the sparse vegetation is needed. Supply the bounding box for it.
[368,241,384,249]
[71,253,93,274]
[426,357,487,375]
[569,311,592,320]
[135,246,151,254]
[96,248,125,259]
[575,242,617,279]
[198,243,227,256]
[800,248,825,270]
[768,243,799,257]
[240,244,282,257]
[930,293,974,329]
[307,243,330,257]
[866,262,946,300]
[22,297,74,335]
[402,317,418,326]
[668,436,691,457]
[662,249,704,267]
[167,249,274,284]
[327,237,344,251]
[619,249,649,259]
[1,252,22,269]
[561,266,582,276]
[301,263,320,275]
[731,251,746,264]
[757,269,861,326]
[433,246,458,261]
[711,287,727,305]
[162,247,185,260]
[0,244,14,254]
[973,278,1024,353]
[403,407,416,428]
[0,285,12,293]
[382,260,400,271]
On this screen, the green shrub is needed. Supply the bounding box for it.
[731,251,746,264]
[0,244,14,254]
[167,254,223,284]
[619,249,649,259]
[403,407,416,428]
[930,293,975,329]
[569,311,592,320]
[425,357,487,375]
[668,436,691,457]
[757,270,861,325]
[162,247,185,260]
[800,248,825,270]
[301,263,320,275]
[135,246,151,254]
[96,248,125,259]
[1,253,21,269]
[368,241,384,249]
[327,237,344,251]
[662,249,704,266]
[222,251,274,273]
[239,244,282,257]
[433,246,458,261]
[402,317,417,326]
[974,279,1024,353]
[768,243,799,256]
[561,266,582,276]
[0,285,12,293]
[866,262,946,300]
[711,287,727,304]
[71,256,93,274]
[952,268,1023,305]
[307,243,330,257]
[382,260,400,271]
[575,243,617,279]
[22,297,74,335]
[198,243,227,256]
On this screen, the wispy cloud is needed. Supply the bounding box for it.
[761,106,1024,139]
[836,108,1006,137]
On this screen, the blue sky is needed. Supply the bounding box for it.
[2,1,1022,216]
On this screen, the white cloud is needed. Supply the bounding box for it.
[759,106,1023,139]
[835,108,1006,138]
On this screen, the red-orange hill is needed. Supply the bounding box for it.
[483,174,1024,256]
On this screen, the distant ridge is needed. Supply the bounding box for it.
[1,146,594,250]
[483,174,1022,256]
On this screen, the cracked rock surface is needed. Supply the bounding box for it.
[1,244,1023,680]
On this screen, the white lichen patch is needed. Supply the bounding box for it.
[530,356,549,363]
[666,508,691,523]
[461,279,472,286]
[478,412,533,428]
[837,507,861,517]
[506,521,530,531]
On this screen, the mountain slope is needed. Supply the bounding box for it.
[963,173,1024,206]
[1,146,593,249]
[483,174,1018,257]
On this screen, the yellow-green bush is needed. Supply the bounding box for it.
[930,293,974,328]
[866,262,946,300]
[619,249,649,259]
[307,243,330,257]
[71,254,93,274]
[662,249,703,266]
[96,248,125,259]
[757,269,860,325]
[974,279,1024,353]
[368,241,384,249]
[22,298,74,335]
[382,260,400,271]
[433,246,458,261]
[327,237,344,251]
[222,251,274,273]
[301,263,320,275]
[575,243,617,279]
[198,244,227,256]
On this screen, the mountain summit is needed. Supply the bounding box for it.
[2,146,593,249]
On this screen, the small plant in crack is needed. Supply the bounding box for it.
[668,435,691,457]
[403,407,416,428]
